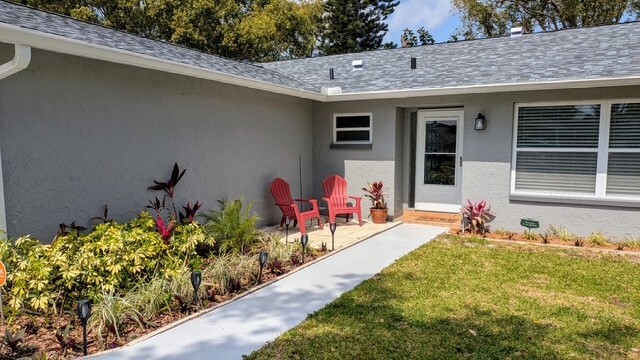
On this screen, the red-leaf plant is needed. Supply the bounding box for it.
[179,201,203,224]
[463,200,493,235]
[148,163,186,220]
[362,181,387,209]
[156,216,175,243]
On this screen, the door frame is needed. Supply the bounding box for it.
[414,109,464,213]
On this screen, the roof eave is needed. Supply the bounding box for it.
[324,77,640,102]
[0,23,325,101]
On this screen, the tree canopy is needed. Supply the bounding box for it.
[16,0,322,62]
[318,0,399,55]
[453,0,640,39]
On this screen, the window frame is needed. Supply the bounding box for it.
[510,99,640,206]
[332,112,373,145]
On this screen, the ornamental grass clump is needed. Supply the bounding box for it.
[463,200,493,235]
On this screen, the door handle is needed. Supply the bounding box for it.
[459,156,463,167]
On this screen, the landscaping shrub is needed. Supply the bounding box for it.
[1,212,212,315]
[203,199,260,255]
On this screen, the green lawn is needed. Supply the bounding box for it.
[247,236,640,360]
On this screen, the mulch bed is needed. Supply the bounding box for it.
[0,251,327,359]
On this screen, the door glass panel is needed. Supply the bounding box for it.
[424,120,456,185]
[424,154,456,185]
[425,120,457,153]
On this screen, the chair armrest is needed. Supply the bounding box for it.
[275,202,292,207]
[308,199,319,211]
[293,199,311,203]
[348,196,362,201]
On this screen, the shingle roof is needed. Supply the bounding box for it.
[0,1,318,92]
[1,0,640,97]
[263,22,640,94]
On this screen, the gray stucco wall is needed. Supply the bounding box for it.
[0,44,313,241]
[312,100,400,220]
[313,86,640,239]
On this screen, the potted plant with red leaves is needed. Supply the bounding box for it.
[362,181,388,224]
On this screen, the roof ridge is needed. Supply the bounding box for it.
[262,19,640,64]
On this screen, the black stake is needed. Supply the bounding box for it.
[258,251,269,284]
[191,271,202,307]
[329,223,337,251]
[301,234,309,263]
[285,218,291,244]
[77,299,92,356]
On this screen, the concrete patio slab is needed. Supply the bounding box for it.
[92,224,446,360]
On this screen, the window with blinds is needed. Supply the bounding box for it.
[608,103,640,196]
[515,105,600,195]
[512,101,640,201]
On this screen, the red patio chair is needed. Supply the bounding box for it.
[322,175,364,226]
[270,178,323,235]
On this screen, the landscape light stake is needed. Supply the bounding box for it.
[77,299,91,356]
[258,251,269,284]
[301,234,309,263]
[329,223,337,251]
[191,271,202,307]
[285,218,291,244]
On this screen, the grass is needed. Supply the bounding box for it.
[247,235,640,360]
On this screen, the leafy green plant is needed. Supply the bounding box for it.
[204,199,260,255]
[3,329,25,354]
[463,200,493,235]
[89,290,143,341]
[587,232,610,247]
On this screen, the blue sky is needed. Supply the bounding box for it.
[384,0,462,44]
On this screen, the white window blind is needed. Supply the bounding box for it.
[607,103,640,196]
[514,105,600,195]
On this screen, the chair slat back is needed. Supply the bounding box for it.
[270,178,295,217]
[323,175,349,208]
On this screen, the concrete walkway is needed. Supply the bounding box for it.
[94,224,446,360]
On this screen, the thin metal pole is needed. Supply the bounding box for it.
[0,290,4,326]
[82,323,88,355]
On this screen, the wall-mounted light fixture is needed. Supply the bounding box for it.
[474,113,487,131]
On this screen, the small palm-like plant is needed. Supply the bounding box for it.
[362,181,387,209]
[203,198,260,255]
[463,200,493,235]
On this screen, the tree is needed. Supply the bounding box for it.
[401,26,435,47]
[319,0,399,55]
[228,0,323,61]
[13,0,322,62]
[452,0,640,39]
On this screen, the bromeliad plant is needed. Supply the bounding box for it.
[362,181,387,209]
[463,200,493,235]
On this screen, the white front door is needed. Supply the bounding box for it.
[415,109,463,212]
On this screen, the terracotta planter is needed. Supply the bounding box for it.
[370,208,388,224]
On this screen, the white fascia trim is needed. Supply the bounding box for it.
[0,23,325,101]
[324,76,640,102]
[0,43,30,237]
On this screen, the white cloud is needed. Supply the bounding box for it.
[387,0,453,34]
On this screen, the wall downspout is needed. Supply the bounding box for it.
[0,44,31,238]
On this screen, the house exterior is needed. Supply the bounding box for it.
[1,1,639,241]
